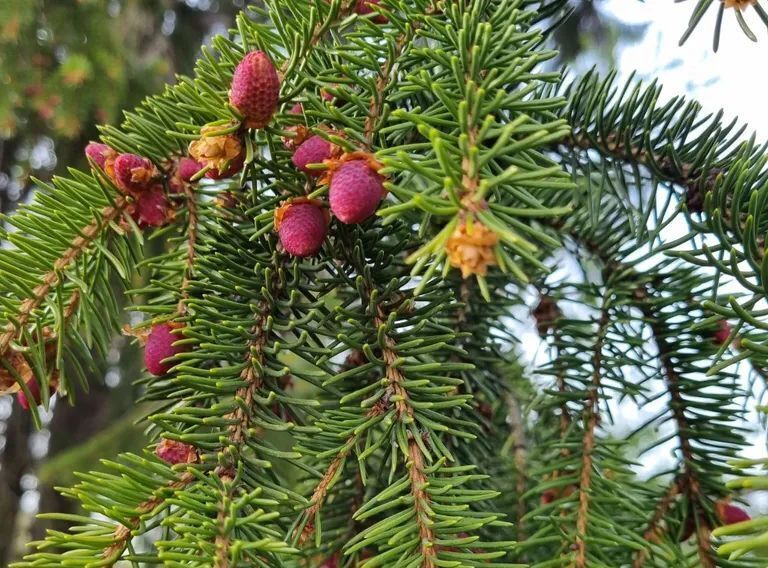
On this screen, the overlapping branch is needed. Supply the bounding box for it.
[574,308,609,568]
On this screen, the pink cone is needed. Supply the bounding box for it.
[278,203,328,257]
[229,51,280,129]
[85,142,113,171]
[17,378,42,410]
[144,323,188,376]
[329,160,384,224]
[292,135,332,177]
[720,504,751,525]
[355,0,388,23]
[132,187,170,228]
[178,157,203,182]
[114,153,155,193]
[713,320,732,346]
[155,439,197,465]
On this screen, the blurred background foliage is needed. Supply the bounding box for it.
[0,0,244,214]
[0,1,246,564]
[0,0,637,564]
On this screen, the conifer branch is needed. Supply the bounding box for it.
[361,0,440,146]
[631,479,681,568]
[363,28,414,145]
[14,4,762,568]
[408,438,437,568]
[557,132,702,191]
[559,129,759,249]
[0,195,129,391]
[380,306,438,566]
[210,274,281,562]
[224,291,275,450]
[177,184,199,314]
[228,356,263,446]
[277,0,355,77]
[574,308,610,568]
[557,72,765,255]
[101,470,195,565]
[639,296,715,568]
[505,392,528,534]
[214,477,235,568]
[300,404,385,543]
[297,0,441,553]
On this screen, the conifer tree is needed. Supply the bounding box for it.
[3,1,768,566]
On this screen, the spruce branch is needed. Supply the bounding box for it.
[639,294,716,568]
[374,301,441,566]
[379,0,573,283]
[631,479,682,568]
[11,1,768,567]
[299,404,385,544]
[522,280,651,567]
[407,438,438,568]
[555,71,768,356]
[277,0,357,78]
[363,26,417,145]
[504,392,528,536]
[176,184,199,314]
[549,187,748,565]
[225,303,271,450]
[554,70,757,232]
[555,129,766,256]
[311,247,440,560]
[101,470,196,565]
[574,307,610,568]
[0,194,129,393]
[210,297,274,566]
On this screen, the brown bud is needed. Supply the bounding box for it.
[533,295,562,337]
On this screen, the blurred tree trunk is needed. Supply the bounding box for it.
[28,382,116,544]
[0,408,33,565]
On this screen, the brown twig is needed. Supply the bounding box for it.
[0,197,129,393]
[574,308,610,568]
[299,404,385,543]
[505,392,528,537]
[639,296,715,568]
[363,31,412,145]
[63,289,81,320]
[631,479,682,568]
[101,471,195,564]
[0,197,128,355]
[372,304,439,565]
[560,132,697,191]
[226,301,271,445]
[177,182,199,314]
[408,439,437,568]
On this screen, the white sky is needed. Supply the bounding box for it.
[609,0,768,139]
[520,0,768,511]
